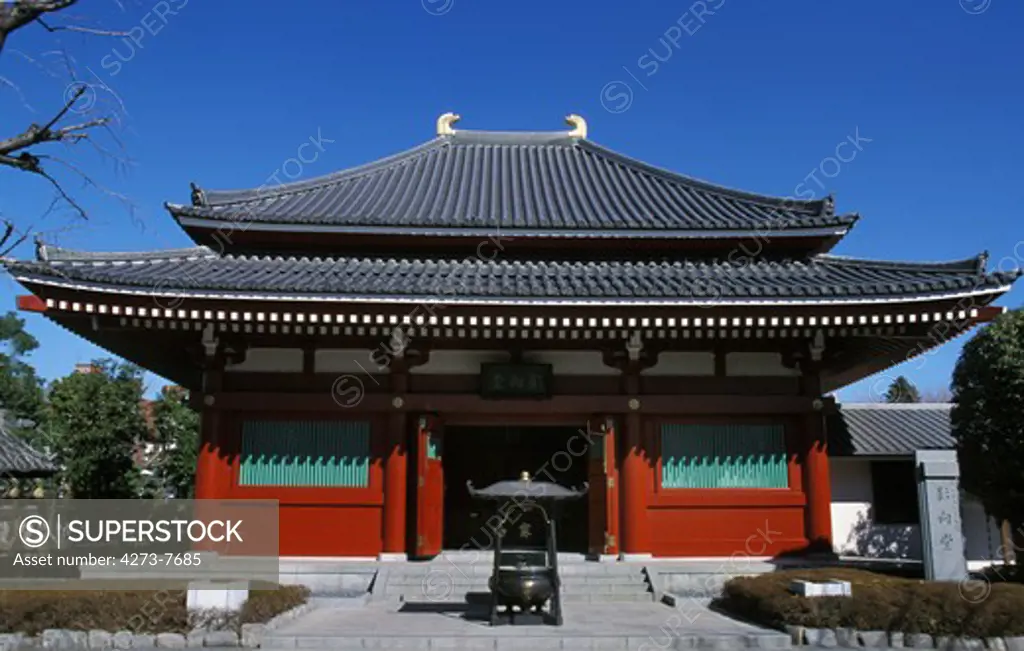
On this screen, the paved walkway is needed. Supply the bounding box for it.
[265,598,790,649]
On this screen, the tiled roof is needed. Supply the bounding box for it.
[0,417,57,477]
[828,403,954,456]
[168,130,857,235]
[6,246,1016,305]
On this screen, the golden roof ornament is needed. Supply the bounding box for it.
[565,114,587,138]
[520,470,531,482]
[436,112,460,136]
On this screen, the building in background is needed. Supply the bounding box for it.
[828,403,1000,569]
[5,114,1019,559]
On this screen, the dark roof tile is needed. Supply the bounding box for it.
[6,247,1017,305]
[169,130,857,235]
[827,404,954,456]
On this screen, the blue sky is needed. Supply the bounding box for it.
[1,0,1021,399]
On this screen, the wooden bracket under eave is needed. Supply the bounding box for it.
[16,295,46,313]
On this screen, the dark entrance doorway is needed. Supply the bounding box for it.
[443,425,589,552]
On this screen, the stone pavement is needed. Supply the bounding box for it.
[262,598,791,649]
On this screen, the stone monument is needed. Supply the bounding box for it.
[915,450,967,581]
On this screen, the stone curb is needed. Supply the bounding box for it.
[786,627,1024,649]
[6,628,240,649]
[0,601,316,650]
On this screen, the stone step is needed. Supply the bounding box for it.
[387,574,646,583]
[392,592,654,604]
[259,632,788,650]
[389,565,646,577]
[386,585,649,597]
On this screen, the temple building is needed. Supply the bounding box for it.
[5,113,1019,560]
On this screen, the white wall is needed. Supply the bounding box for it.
[829,457,1001,567]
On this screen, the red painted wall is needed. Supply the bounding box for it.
[210,411,386,557]
[641,416,810,557]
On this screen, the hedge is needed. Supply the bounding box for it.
[714,568,1024,638]
[0,585,310,636]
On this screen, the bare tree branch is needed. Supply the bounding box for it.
[1,0,134,226]
[0,0,79,55]
[34,17,128,38]
[0,85,109,175]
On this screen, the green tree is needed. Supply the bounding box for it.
[149,385,199,498]
[0,311,46,433]
[952,309,1024,559]
[48,360,146,498]
[884,376,921,403]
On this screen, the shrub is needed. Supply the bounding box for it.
[239,585,310,625]
[714,568,1024,638]
[0,585,310,636]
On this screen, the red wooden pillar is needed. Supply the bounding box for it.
[801,368,833,553]
[619,366,651,558]
[382,365,409,558]
[195,368,223,500]
[382,416,408,557]
[803,411,833,550]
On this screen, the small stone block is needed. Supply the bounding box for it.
[936,637,956,650]
[429,639,501,650]
[785,626,805,645]
[1004,640,1024,651]
[696,635,744,650]
[859,632,888,648]
[673,635,699,649]
[203,631,238,648]
[88,631,112,650]
[496,640,560,651]
[908,634,935,649]
[111,632,132,650]
[806,629,839,648]
[987,639,1008,651]
[891,633,905,648]
[377,638,430,650]
[962,640,986,651]
[0,634,23,650]
[156,633,187,649]
[133,635,156,649]
[745,634,792,649]
[186,631,205,648]
[835,628,858,647]
[239,624,264,649]
[70,633,88,649]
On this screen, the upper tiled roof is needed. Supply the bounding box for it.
[827,403,954,456]
[7,245,1016,305]
[169,129,857,236]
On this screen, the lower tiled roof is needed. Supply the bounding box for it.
[5,246,1017,305]
[0,417,57,477]
[827,403,954,456]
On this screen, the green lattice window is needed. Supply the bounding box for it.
[239,420,370,487]
[661,424,788,489]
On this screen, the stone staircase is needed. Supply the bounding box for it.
[377,559,654,604]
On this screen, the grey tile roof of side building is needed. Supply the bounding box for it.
[827,403,954,457]
[5,246,1016,304]
[167,130,859,235]
[0,417,57,477]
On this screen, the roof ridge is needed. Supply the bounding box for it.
[577,139,828,214]
[36,243,216,263]
[196,137,447,207]
[817,253,987,274]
